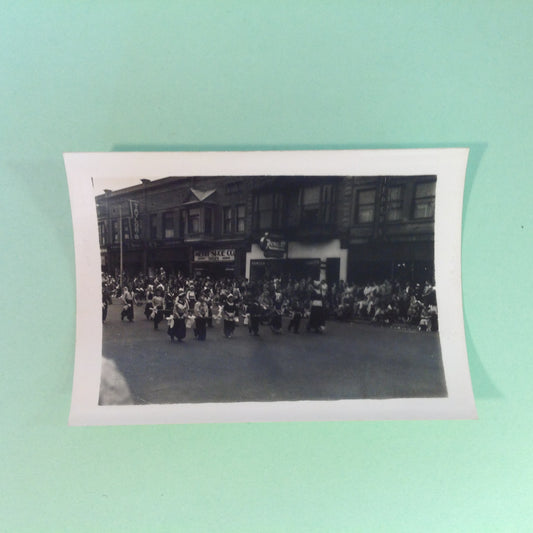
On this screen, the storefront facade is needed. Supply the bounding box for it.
[246,238,348,284]
[97,173,437,285]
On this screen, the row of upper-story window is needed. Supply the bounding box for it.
[97,180,436,245]
[252,181,436,230]
[253,184,337,231]
[98,204,246,245]
[354,181,436,224]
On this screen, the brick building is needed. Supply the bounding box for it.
[96,174,436,284]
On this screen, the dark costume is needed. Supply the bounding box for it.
[194,300,209,341]
[288,301,303,333]
[223,298,237,338]
[151,294,165,330]
[247,299,262,336]
[168,297,188,342]
[120,289,135,322]
[270,293,283,333]
[144,286,154,320]
[102,294,108,323]
[307,283,326,333]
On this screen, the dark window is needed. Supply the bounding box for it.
[355,188,376,224]
[188,208,200,234]
[236,204,245,233]
[413,181,436,219]
[98,221,107,246]
[179,211,186,238]
[322,184,336,224]
[386,185,403,221]
[300,186,321,225]
[299,184,336,225]
[225,181,243,195]
[111,220,120,243]
[254,193,284,230]
[163,212,174,239]
[122,218,131,241]
[150,214,158,240]
[96,203,107,218]
[205,207,212,234]
[223,207,233,233]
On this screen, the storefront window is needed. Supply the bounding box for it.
[413,181,436,219]
[386,185,403,221]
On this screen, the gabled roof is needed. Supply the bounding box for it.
[191,188,216,201]
[182,187,218,205]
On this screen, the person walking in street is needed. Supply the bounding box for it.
[287,298,303,334]
[307,280,326,333]
[193,294,209,341]
[270,290,283,334]
[120,286,135,322]
[223,293,237,338]
[151,287,165,330]
[168,290,188,342]
[247,294,262,336]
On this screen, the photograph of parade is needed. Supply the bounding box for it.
[96,174,445,405]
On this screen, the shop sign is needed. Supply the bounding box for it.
[259,233,287,258]
[194,248,235,263]
[129,200,141,240]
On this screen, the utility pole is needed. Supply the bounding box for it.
[119,204,123,290]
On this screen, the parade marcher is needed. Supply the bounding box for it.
[223,293,237,338]
[193,294,209,341]
[102,286,108,323]
[247,295,262,336]
[258,289,272,325]
[287,298,303,334]
[168,291,188,342]
[144,284,154,320]
[306,280,326,333]
[270,290,283,334]
[120,286,135,322]
[203,287,214,328]
[151,287,165,330]
[186,282,197,309]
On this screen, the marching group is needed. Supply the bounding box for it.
[102,268,439,343]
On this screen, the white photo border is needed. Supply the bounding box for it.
[64,149,476,425]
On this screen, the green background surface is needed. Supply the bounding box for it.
[1,2,532,531]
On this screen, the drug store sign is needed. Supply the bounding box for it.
[193,248,235,263]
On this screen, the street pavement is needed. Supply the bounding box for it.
[101,301,446,405]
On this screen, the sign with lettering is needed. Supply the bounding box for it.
[129,200,141,240]
[194,248,235,262]
[259,233,287,258]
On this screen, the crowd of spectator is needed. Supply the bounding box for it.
[102,268,438,333]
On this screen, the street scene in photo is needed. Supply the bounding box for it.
[97,173,444,405]
[102,300,445,404]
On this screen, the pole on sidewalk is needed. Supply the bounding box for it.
[119,204,123,290]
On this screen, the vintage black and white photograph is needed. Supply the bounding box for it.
[65,150,476,424]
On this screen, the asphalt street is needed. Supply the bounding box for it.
[101,301,447,404]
